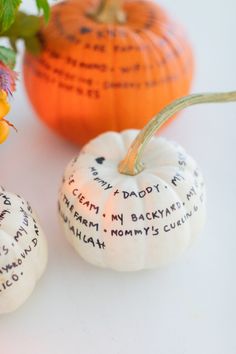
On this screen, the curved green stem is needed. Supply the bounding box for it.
[88,0,126,24]
[118,91,236,176]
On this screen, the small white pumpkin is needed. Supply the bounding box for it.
[59,131,206,271]
[0,186,47,313]
[58,91,236,271]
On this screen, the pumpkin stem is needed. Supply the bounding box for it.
[89,0,126,24]
[118,91,236,176]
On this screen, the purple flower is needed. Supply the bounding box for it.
[0,62,17,96]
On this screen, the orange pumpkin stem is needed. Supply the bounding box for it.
[118,91,236,176]
[89,0,126,24]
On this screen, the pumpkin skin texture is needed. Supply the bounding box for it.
[23,0,194,146]
[0,186,48,313]
[58,130,206,271]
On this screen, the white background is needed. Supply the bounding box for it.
[1,0,236,353]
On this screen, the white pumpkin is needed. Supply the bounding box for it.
[58,128,206,271]
[0,186,47,313]
[59,90,236,271]
[60,90,236,271]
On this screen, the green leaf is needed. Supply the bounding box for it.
[4,11,41,38]
[24,36,42,55]
[36,0,50,22]
[2,11,41,55]
[0,45,16,69]
[0,0,22,33]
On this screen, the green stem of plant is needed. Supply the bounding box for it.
[118,91,236,176]
[89,0,126,24]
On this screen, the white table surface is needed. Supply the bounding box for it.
[1,1,236,353]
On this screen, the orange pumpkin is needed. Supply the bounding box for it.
[23,0,194,146]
